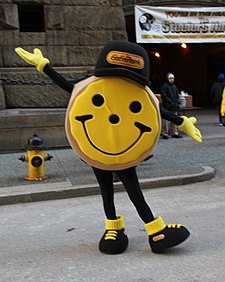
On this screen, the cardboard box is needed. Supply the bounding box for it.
[184,95,193,108]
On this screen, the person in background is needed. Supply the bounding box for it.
[160,72,182,139]
[210,73,225,126]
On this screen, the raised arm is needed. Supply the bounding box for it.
[15,47,74,94]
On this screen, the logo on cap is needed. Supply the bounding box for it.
[106,51,144,69]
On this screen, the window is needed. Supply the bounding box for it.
[18,4,45,32]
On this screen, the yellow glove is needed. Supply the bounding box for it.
[178,116,202,143]
[15,47,50,72]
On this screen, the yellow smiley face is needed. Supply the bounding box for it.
[65,76,161,170]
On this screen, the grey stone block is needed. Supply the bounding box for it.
[0,67,92,108]
[5,85,70,108]
[112,30,128,40]
[0,31,14,45]
[0,85,6,110]
[13,32,47,46]
[61,0,110,5]
[46,30,79,46]
[45,6,65,30]
[67,46,101,66]
[14,0,51,3]
[64,6,125,29]
[0,108,69,151]
[79,30,112,46]
[0,4,19,30]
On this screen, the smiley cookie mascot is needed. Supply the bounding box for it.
[15,41,202,254]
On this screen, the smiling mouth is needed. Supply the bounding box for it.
[75,114,151,156]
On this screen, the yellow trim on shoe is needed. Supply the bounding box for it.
[105,216,125,230]
[105,230,118,240]
[168,223,182,228]
[144,216,166,236]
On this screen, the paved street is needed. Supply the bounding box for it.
[1,177,225,282]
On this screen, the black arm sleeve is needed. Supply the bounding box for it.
[43,64,74,94]
[160,106,183,126]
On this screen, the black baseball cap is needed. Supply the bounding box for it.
[94,40,150,86]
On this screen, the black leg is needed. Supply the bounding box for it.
[116,167,154,223]
[92,167,116,220]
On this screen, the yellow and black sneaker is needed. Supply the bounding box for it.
[145,216,190,253]
[99,216,128,254]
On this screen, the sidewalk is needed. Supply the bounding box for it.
[0,107,224,205]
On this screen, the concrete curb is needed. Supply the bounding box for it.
[0,166,215,206]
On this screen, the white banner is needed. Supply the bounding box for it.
[135,5,225,43]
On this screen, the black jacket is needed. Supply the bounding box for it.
[160,82,180,111]
[210,81,225,106]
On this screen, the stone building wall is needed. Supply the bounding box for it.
[0,0,128,109]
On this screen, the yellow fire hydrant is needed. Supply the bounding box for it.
[19,134,53,181]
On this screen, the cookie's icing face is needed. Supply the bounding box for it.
[67,77,160,169]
